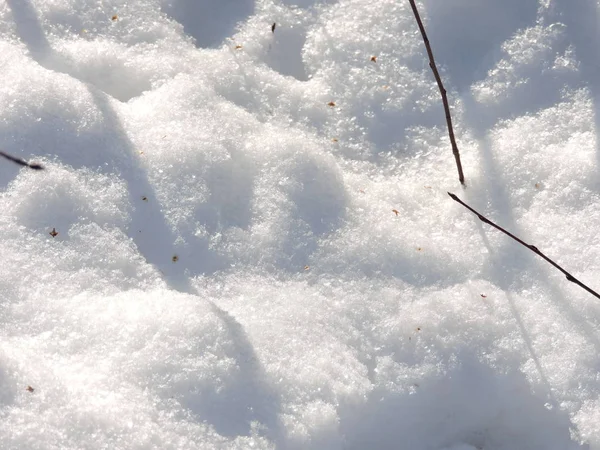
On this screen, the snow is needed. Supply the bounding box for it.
[0,0,599,448]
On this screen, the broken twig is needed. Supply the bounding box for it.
[0,150,43,170]
[448,192,600,300]
[408,0,465,185]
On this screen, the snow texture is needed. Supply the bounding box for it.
[0,0,599,449]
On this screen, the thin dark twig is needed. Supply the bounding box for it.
[408,0,465,185]
[0,150,44,170]
[448,192,600,300]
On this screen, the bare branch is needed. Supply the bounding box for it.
[0,150,44,170]
[408,0,465,185]
[448,192,600,300]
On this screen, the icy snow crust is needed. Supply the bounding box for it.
[0,0,599,448]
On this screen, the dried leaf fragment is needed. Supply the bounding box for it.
[370,56,377,62]
[111,15,118,21]
[172,255,179,263]
[26,386,34,393]
[332,138,339,142]
[235,45,243,49]
[49,228,58,238]
[142,196,148,202]
[392,209,399,216]
[304,265,310,271]
[480,294,487,298]
[327,101,336,107]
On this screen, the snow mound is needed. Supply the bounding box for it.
[0,0,599,449]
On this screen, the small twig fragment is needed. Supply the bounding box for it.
[271,22,276,33]
[0,151,43,170]
[448,192,600,300]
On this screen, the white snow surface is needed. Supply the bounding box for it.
[0,0,599,449]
